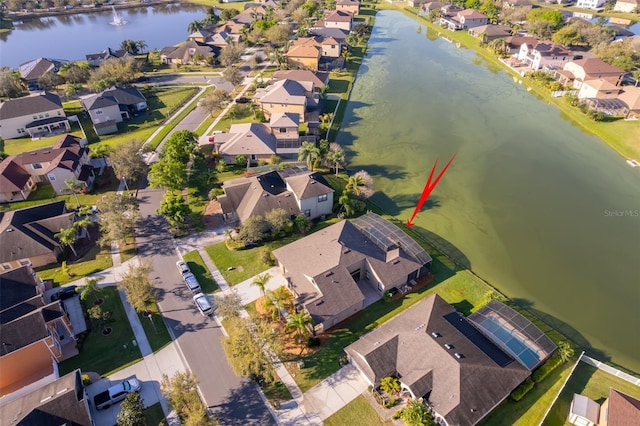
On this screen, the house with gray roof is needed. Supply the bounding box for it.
[273,213,433,331]
[160,39,220,67]
[345,294,535,426]
[272,70,330,94]
[0,265,77,396]
[309,27,349,44]
[218,166,333,226]
[0,92,70,140]
[85,47,131,67]
[0,370,91,425]
[18,58,67,91]
[0,201,74,270]
[82,86,147,135]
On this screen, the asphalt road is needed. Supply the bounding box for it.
[135,181,275,425]
[145,74,234,92]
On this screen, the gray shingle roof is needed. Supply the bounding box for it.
[0,265,40,311]
[0,92,63,120]
[18,58,56,82]
[286,172,333,199]
[345,294,530,426]
[0,201,73,263]
[269,112,300,128]
[259,79,309,106]
[217,122,277,157]
[0,370,92,426]
[271,70,330,89]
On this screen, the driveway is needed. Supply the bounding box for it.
[303,364,369,420]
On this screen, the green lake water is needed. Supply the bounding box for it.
[337,11,640,372]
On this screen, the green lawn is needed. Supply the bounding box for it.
[292,269,489,392]
[325,395,391,426]
[205,242,271,285]
[143,402,166,426]
[137,301,172,353]
[2,124,85,155]
[35,245,113,287]
[59,287,142,377]
[542,362,640,426]
[183,250,219,293]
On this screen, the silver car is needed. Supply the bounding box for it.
[183,272,201,293]
[193,293,215,316]
[176,260,190,275]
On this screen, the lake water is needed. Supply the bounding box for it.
[338,11,640,372]
[0,3,207,68]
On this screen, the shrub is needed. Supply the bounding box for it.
[532,354,563,383]
[306,336,321,347]
[383,397,399,409]
[81,374,92,386]
[510,378,535,401]
[260,248,276,266]
[380,376,401,395]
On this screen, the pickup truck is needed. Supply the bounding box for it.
[93,378,141,410]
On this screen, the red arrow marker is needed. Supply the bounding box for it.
[407,153,456,228]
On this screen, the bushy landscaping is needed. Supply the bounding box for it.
[35,245,113,287]
[59,286,142,376]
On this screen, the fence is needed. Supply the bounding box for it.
[580,355,640,386]
[551,90,579,98]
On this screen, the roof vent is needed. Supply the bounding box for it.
[415,323,425,331]
[285,193,291,197]
[444,343,454,350]
[263,193,269,197]
[431,332,441,338]
[324,271,333,277]
[454,353,464,359]
[373,341,380,346]
[315,300,324,306]
[392,259,400,265]
[342,248,351,254]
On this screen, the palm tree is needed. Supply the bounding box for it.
[187,20,202,34]
[263,290,280,320]
[80,277,104,305]
[557,340,575,363]
[64,178,84,208]
[298,141,320,171]
[55,227,78,257]
[272,286,293,313]
[135,40,147,54]
[74,215,94,240]
[286,311,313,350]
[120,39,139,55]
[252,273,271,296]
[328,147,345,176]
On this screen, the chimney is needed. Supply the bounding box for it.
[386,246,400,263]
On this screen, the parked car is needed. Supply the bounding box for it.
[182,272,201,293]
[193,293,215,316]
[51,285,78,301]
[235,97,251,104]
[93,378,141,410]
[176,260,190,275]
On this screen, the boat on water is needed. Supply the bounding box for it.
[626,159,640,167]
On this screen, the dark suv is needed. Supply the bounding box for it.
[51,286,78,301]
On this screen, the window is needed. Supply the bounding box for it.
[279,128,287,133]
[305,209,311,217]
[38,114,44,119]
[2,264,9,270]
[95,109,103,115]
[19,259,30,266]
[47,174,56,181]
[32,163,43,170]
[377,283,383,292]
[45,113,49,117]
[17,128,25,134]
[365,270,371,281]
[318,194,328,202]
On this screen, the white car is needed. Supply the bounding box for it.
[93,378,141,410]
[183,272,201,293]
[176,260,190,275]
[193,293,215,316]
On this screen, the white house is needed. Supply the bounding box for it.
[0,92,70,140]
[613,0,639,11]
[575,0,606,8]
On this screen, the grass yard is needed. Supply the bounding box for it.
[183,250,219,293]
[137,301,172,353]
[143,402,166,426]
[2,124,85,155]
[35,245,113,287]
[205,242,271,285]
[324,395,391,426]
[542,362,640,426]
[480,360,575,426]
[291,269,489,392]
[59,286,142,377]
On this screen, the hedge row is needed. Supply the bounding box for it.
[511,378,535,402]
[532,354,563,383]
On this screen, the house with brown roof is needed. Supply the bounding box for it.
[577,79,622,99]
[345,294,550,425]
[617,86,640,119]
[420,1,447,15]
[0,92,70,140]
[273,213,433,332]
[516,40,574,70]
[255,79,315,121]
[232,5,267,25]
[6,135,94,195]
[559,58,626,87]
[0,370,92,425]
[286,43,323,70]
[614,0,640,11]
[336,0,360,15]
[440,9,488,30]
[469,24,512,41]
[569,388,640,426]
[82,86,147,136]
[294,36,343,59]
[271,70,330,94]
[0,265,77,396]
[218,167,333,226]
[0,159,37,203]
[323,10,353,31]
[0,201,74,270]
